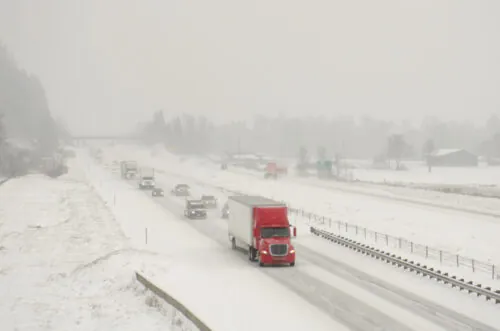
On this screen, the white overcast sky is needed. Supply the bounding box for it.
[0,0,499,135]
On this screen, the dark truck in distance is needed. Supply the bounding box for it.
[184,199,207,219]
[201,195,217,208]
[152,187,164,197]
[171,184,190,196]
[228,195,296,267]
[120,161,138,179]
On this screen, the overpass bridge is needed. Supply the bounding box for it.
[71,135,141,146]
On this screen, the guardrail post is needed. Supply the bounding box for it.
[439,250,443,264]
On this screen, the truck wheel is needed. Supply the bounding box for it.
[259,261,264,267]
[290,262,295,267]
[248,247,256,261]
[231,238,236,250]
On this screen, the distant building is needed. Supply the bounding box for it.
[428,149,478,167]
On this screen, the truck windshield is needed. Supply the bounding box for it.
[261,227,289,238]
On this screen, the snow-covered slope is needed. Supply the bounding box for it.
[0,161,177,331]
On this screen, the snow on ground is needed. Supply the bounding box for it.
[78,150,344,331]
[351,162,500,187]
[98,143,500,285]
[0,160,180,331]
[139,164,500,330]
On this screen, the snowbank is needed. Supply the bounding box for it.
[0,162,177,330]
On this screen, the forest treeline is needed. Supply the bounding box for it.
[138,110,500,161]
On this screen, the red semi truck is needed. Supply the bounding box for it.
[227,195,296,267]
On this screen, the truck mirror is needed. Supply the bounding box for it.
[293,227,297,237]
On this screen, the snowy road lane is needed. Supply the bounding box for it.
[80,153,344,331]
[151,170,500,331]
[141,174,466,331]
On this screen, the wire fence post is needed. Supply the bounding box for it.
[145,227,148,245]
[472,259,475,272]
[439,250,442,264]
[493,265,495,280]
[456,255,459,267]
[364,228,367,239]
[410,241,413,253]
[385,234,388,246]
[425,246,428,258]
[398,238,402,249]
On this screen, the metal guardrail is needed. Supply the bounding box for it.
[287,206,499,280]
[135,272,213,331]
[310,227,500,304]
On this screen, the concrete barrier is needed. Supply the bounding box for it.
[135,272,213,331]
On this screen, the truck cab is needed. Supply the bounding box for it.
[253,207,296,267]
[227,195,296,267]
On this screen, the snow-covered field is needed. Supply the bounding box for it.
[100,144,500,285]
[0,161,180,331]
[350,162,500,187]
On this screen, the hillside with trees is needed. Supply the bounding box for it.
[138,110,500,165]
[0,44,61,176]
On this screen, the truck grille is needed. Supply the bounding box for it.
[270,244,288,256]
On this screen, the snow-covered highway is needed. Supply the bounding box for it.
[89,143,500,331]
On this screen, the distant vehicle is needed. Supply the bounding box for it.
[138,168,155,189]
[184,199,207,219]
[120,161,138,179]
[201,195,217,208]
[264,162,278,179]
[221,202,229,219]
[264,162,287,179]
[228,195,296,267]
[152,187,164,197]
[172,184,190,196]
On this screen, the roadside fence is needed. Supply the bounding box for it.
[287,206,499,281]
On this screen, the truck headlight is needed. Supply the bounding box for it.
[261,250,268,255]
[289,249,295,254]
